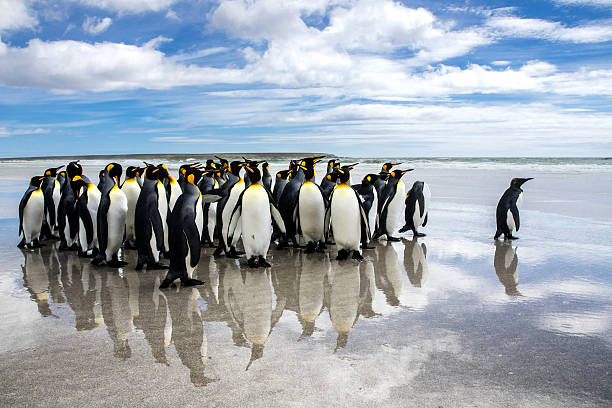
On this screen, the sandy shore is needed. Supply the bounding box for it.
[0,159,611,406]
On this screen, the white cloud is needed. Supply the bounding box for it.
[487,16,612,43]
[82,16,112,35]
[553,0,612,7]
[0,126,48,137]
[74,0,178,13]
[165,9,179,21]
[0,38,244,93]
[0,0,37,32]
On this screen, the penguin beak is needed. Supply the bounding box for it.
[517,177,533,186]
[55,165,64,171]
[392,162,402,166]
[245,166,254,173]
[402,169,414,175]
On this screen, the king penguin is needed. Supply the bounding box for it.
[262,162,272,192]
[494,178,533,240]
[294,158,328,253]
[399,181,431,237]
[325,166,370,260]
[163,164,182,213]
[121,166,143,249]
[135,166,169,270]
[375,169,413,241]
[40,165,63,239]
[58,161,85,250]
[93,163,128,267]
[159,168,207,288]
[227,164,286,268]
[213,160,246,258]
[71,175,101,257]
[352,173,380,248]
[320,159,339,199]
[18,176,46,248]
[272,169,291,205]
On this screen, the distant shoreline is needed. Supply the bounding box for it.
[0,153,335,161]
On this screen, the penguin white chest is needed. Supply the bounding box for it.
[298,181,326,242]
[23,190,44,241]
[330,186,360,251]
[104,186,128,259]
[195,195,204,238]
[386,181,405,234]
[368,189,378,237]
[241,185,272,257]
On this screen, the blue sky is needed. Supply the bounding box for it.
[0,0,611,157]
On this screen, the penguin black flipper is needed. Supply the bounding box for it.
[227,191,245,247]
[42,183,56,228]
[149,199,165,252]
[270,200,286,234]
[97,195,110,253]
[77,197,94,245]
[323,188,335,240]
[422,212,428,227]
[417,191,425,219]
[292,196,300,235]
[18,187,36,236]
[185,214,202,268]
[402,194,417,233]
[353,189,371,247]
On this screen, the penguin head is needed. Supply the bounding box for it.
[381,162,402,172]
[325,171,341,183]
[125,166,140,178]
[276,169,291,180]
[262,162,270,173]
[327,159,337,170]
[205,159,217,171]
[70,175,87,193]
[333,165,354,184]
[29,176,45,188]
[154,164,169,182]
[511,177,533,188]
[43,165,64,177]
[299,157,323,180]
[105,163,122,185]
[388,169,413,180]
[66,160,83,179]
[244,163,262,184]
[184,167,204,186]
[57,170,67,181]
[179,162,200,177]
[362,173,380,185]
[215,156,229,170]
[229,161,245,177]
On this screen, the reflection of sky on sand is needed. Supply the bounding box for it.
[1,192,612,405]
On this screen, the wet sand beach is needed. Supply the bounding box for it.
[0,157,611,407]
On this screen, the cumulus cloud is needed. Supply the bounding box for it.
[487,16,612,43]
[0,0,37,32]
[82,16,112,35]
[0,38,244,92]
[74,0,178,13]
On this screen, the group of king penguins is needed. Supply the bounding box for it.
[18,155,531,290]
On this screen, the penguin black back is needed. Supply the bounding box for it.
[494,178,533,240]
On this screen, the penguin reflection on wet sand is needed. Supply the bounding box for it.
[166,287,217,386]
[328,259,360,351]
[494,178,533,240]
[21,248,53,316]
[403,238,428,288]
[18,176,45,249]
[494,240,521,296]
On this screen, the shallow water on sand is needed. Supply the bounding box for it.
[1,158,611,406]
[1,200,611,406]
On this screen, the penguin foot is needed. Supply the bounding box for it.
[78,250,94,258]
[316,242,327,253]
[181,278,205,287]
[258,256,271,268]
[336,249,349,260]
[413,231,426,237]
[247,256,259,268]
[17,238,26,248]
[507,235,520,240]
[351,251,364,261]
[226,249,241,259]
[494,231,502,240]
[107,260,128,268]
[362,244,376,250]
[325,240,336,246]
[387,236,401,242]
[91,255,104,266]
[304,242,316,254]
[147,262,168,270]
[213,247,224,257]
[235,249,246,255]
[398,225,409,233]
[159,278,174,289]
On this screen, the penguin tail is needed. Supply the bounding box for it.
[494,230,502,240]
[17,237,26,248]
